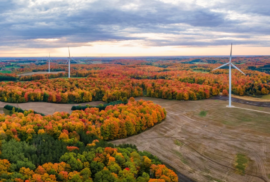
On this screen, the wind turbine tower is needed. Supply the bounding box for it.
[68,47,71,78]
[212,44,245,107]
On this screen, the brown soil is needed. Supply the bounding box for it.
[112,97,270,182]
[0,101,105,115]
[213,95,270,107]
[18,71,65,76]
[232,95,270,102]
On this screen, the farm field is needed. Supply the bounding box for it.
[112,97,270,182]
[18,71,65,76]
[0,70,12,74]
[0,101,105,115]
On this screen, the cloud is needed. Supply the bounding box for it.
[0,0,269,50]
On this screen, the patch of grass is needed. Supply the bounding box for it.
[174,140,183,146]
[5,65,20,68]
[0,70,12,73]
[199,110,207,117]
[204,174,224,182]
[221,120,234,126]
[172,150,188,164]
[49,77,86,80]
[192,70,209,73]
[193,62,209,64]
[261,94,270,100]
[234,154,249,175]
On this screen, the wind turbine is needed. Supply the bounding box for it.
[212,44,245,107]
[48,53,50,73]
[68,47,71,78]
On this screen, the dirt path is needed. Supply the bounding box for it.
[112,97,270,182]
[213,95,270,107]
[0,101,104,115]
[232,95,270,102]
[18,71,65,76]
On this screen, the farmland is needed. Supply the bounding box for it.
[113,97,270,182]
[0,57,270,182]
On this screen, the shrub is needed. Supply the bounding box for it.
[3,105,45,116]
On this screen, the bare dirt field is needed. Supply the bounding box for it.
[112,97,270,182]
[0,101,104,115]
[18,71,65,76]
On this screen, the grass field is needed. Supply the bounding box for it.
[260,94,270,99]
[194,62,209,64]
[5,65,20,68]
[0,70,12,73]
[49,76,86,79]
[192,70,209,73]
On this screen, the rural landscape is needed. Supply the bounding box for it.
[1,0,270,181]
[0,57,270,182]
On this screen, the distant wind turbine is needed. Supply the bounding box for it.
[68,47,71,78]
[212,44,245,107]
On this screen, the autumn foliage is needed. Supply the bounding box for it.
[0,98,178,181]
[1,60,270,104]
[0,98,166,142]
[0,146,178,182]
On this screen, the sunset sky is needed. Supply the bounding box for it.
[0,0,269,57]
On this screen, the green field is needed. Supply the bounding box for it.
[5,65,20,68]
[193,70,209,73]
[49,76,86,79]
[260,94,270,99]
[194,62,209,64]
[0,70,12,73]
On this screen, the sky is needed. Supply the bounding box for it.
[0,0,270,57]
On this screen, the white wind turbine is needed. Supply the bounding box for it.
[68,47,71,78]
[212,44,245,107]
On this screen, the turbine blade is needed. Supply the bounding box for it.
[231,63,245,75]
[212,62,229,71]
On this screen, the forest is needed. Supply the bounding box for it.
[0,60,269,104]
[0,98,177,181]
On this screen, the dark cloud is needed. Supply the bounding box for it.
[0,0,269,49]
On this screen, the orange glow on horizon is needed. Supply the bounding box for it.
[0,42,269,57]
